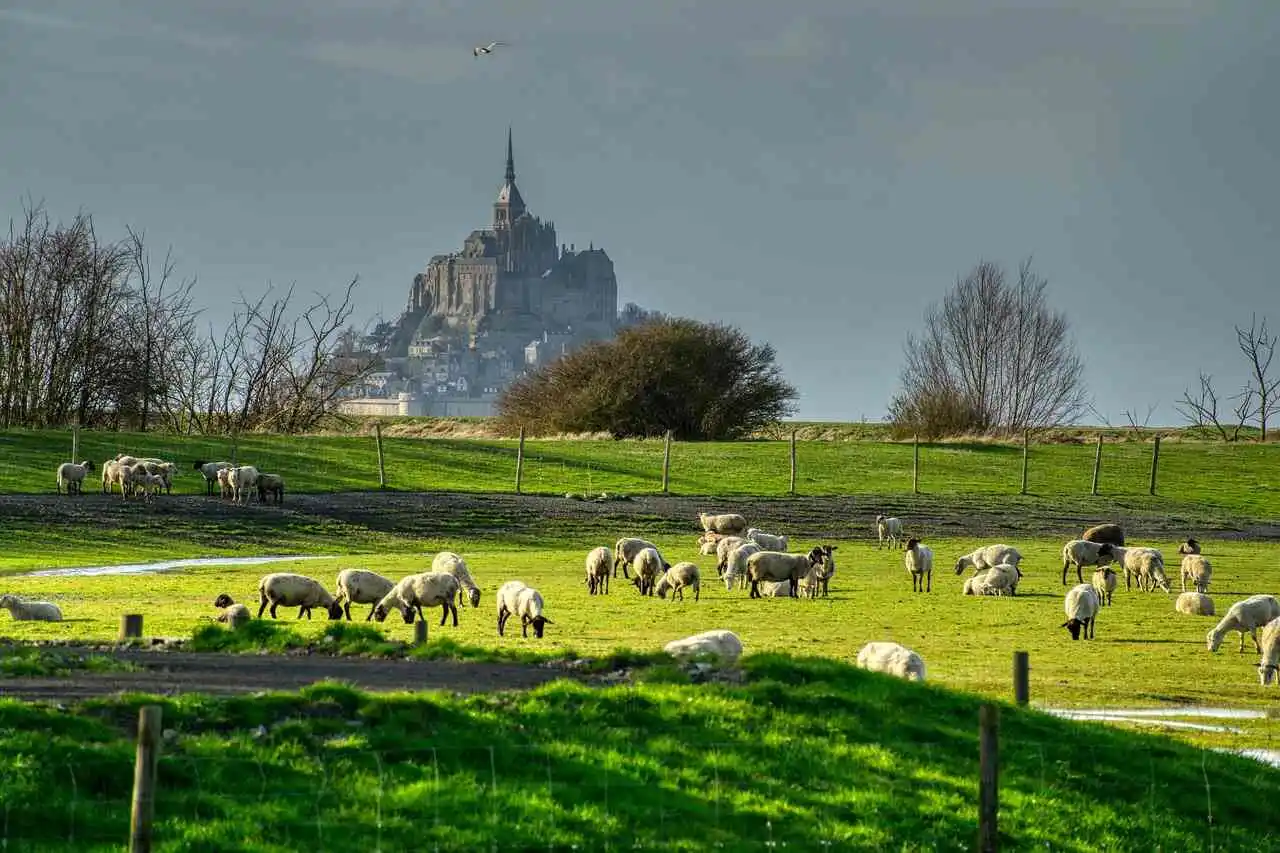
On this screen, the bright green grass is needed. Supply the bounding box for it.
[2,661,1279,851]
[6,427,1280,516]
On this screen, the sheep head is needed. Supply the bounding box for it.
[467,587,481,608]
[1061,619,1085,640]
[1259,663,1278,686]
[325,602,344,620]
[906,538,921,552]
[213,593,235,608]
[953,556,971,576]
[528,615,551,638]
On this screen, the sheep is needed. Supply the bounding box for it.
[905,538,933,593]
[963,563,1019,597]
[333,568,396,621]
[698,535,721,556]
[811,544,837,597]
[585,546,612,595]
[746,548,821,599]
[1062,583,1102,640]
[1175,592,1215,617]
[1061,540,1115,586]
[137,460,176,494]
[664,629,743,664]
[1082,523,1125,547]
[374,571,461,626]
[953,544,1022,576]
[630,547,668,597]
[796,545,838,599]
[56,460,95,495]
[1257,617,1280,686]
[876,515,904,549]
[757,580,794,598]
[228,465,260,504]
[194,460,233,496]
[855,641,926,681]
[495,579,553,638]
[655,562,701,602]
[133,470,165,502]
[746,528,788,552]
[613,537,661,578]
[1110,546,1170,593]
[1092,566,1118,606]
[0,594,63,622]
[1206,595,1280,653]
[699,512,748,536]
[256,473,285,505]
[1178,537,1202,556]
[216,467,234,499]
[102,460,134,497]
[722,541,761,591]
[431,551,482,608]
[212,595,252,629]
[256,573,343,620]
[714,536,748,576]
[1180,554,1213,594]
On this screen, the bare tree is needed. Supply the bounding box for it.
[1237,315,1279,440]
[1175,372,1252,442]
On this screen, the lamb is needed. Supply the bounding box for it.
[333,569,397,620]
[431,551,482,608]
[1180,554,1213,594]
[811,544,837,597]
[664,629,743,664]
[655,562,701,602]
[1082,523,1125,547]
[746,528,788,552]
[745,548,821,599]
[194,460,233,496]
[211,595,252,629]
[630,546,668,597]
[1206,595,1280,653]
[1060,540,1115,585]
[0,594,63,622]
[228,465,260,504]
[1092,566,1118,606]
[495,579,553,638]
[698,534,721,556]
[698,512,748,536]
[256,573,343,620]
[373,571,461,626]
[875,515,904,549]
[1110,546,1170,593]
[256,473,285,505]
[137,460,176,494]
[1257,617,1280,686]
[613,537,661,578]
[905,538,933,593]
[1177,537,1202,556]
[216,467,234,499]
[134,470,165,502]
[963,563,1019,597]
[1175,592,1215,617]
[585,546,612,595]
[855,641,926,681]
[953,544,1022,576]
[721,541,761,591]
[1062,583,1102,640]
[56,460,95,495]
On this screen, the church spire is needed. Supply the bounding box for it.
[505,126,515,184]
[494,126,526,228]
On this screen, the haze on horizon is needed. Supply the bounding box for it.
[1,0,1276,425]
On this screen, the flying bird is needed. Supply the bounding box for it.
[473,41,505,57]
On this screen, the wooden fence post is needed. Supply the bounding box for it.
[374,422,387,489]
[978,703,1000,853]
[71,426,79,463]
[789,430,797,495]
[662,430,672,493]
[514,426,526,494]
[121,614,144,641]
[1149,435,1161,496]
[913,435,920,495]
[1013,651,1029,706]
[1091,435,1102,496]
[1020,430,1029,495]
[129,705,163,853]
[414,619,428,646]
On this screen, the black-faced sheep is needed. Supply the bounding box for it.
[495,580,552,638]
[746,549,821,599]
[374,572,461,626]
[1207,595,1280,653]
[1061,540,1114,586]
[585,546,611,595]
[256,573,343,620]
[655,562,701,602]
[905,538,933,593]
[1062,583,1101,640]
[334,569,396,621]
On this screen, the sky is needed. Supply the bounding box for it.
[1,0,1277,424]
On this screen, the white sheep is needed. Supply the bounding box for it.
[374,571,461,626]
[699,511,748,536]
[664,629,743,664]
[212,595,252,629]
[953,544,1022,576]
[256,473,285,505]
[194,460,233,496]
[756,580,794,598]
[746,528,788,552]
[810,544,837,597]
[876,515,904,549]
[630,547,668,597]
[1061,540,1115,585]
[613,537,661,578]
[137,460,176,495]
[1180,554,1212,594]
[1206,595,1280,653]
[216,467,234,499]
[721,541,761,591]
[963,564,1019,597]
[698,536,721,556]
[746,548,821,599]
[855,641,926,681]
[1257,617,1280,686]
[333,569,397,621]
[1177,537,1202,556]
[1092,566,1117,607]
[1062,583,1102,640]
[228,465,260,504]
[256,573,342,620]
[431,551,481,608]
[1110,546,1170,593]
[495,579,552,638]
[714,535,748,576]
[585,546,612,595]
[655,562,701,602]
[0,594,63,622]
[56,460,95,495]
[1175,592,1215,617]
[905,538,933,593]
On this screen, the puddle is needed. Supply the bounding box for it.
[19,555,329,578]
[1045,707,1266,721]
[1223,748,1280,768]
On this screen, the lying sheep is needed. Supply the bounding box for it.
[698,535,721,556]
[1062,583,1101,640]
[722,541,761,591]
[954,544,1022,576]
[856,641,926,681]
[613,537,660,579]
[1206,595,1280,653]
[963,564,1019,597]
[1258,617,1280,686]
[905,538,933,593]
[256,473,285,505]
[495,579,552,638]
[56,460,95,495]
[194,460,233,496]
[631,546,668,597]
[334,569,396,621]
[746,528,788,552]
[876,515,904,549]
[374,571,461,626]
[1083,523,1125,547]
[211,595,252,629]
[256,573,343,620]
[1180,554,1212,594]
[664,629,743,664]
[746,548,821,599]
[585,546,612,595]
[432,551,482,608]
[1111,546,1170,593]
[756,580,794,598]
[1178,537,1202,556]
[699,512,748,536]
[1061,540,1115,586]
[0,594,63,622]
[655,562,701,602]
[1175,592,1215,617]
[1092,567,1117,607]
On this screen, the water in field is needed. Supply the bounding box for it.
[19,554,328,578]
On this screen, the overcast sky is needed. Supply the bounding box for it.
[2,1,1277,423]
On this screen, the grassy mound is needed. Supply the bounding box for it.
[1,655,1277,851]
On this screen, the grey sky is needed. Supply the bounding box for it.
[2,1,1277,423]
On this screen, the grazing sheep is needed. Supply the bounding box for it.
[1178,537,1202,556]
[256,473,285,505]
[1082,523,1125,547]
[953,544,1022,576]
[212,595,251,629]
[495,580,552,638]
[1206,595,1280,653]
[1175,592,1215,617]
[1092,567,1118,606]
[256,573,343,620]
[0,594,63,622]
[1258,617,1280,686]
[1060,540,1115,586]
[585,546,612,595]
[1062,583,1102,640]
[56,460,95,495]
[699,512,748,536]
[194,460,233,496]
[228,465,260,504]
[655,562,701,602]
[431,551,482,608]
[374,572,461,626]
[746,528,789,552]
[746,549,821,599]
[630,547,668,597]
[334,569,396,621]
[905,538,933,593]
[664,629,743,664]
[1180,554,1213,594]
[722,541,762,591]
[1110,546,1170,593]
[855,641,926,682]
[714,536,748,577]
[613,537,661,578]
[876,515,904,549]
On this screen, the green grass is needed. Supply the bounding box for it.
[7,426,1280,518]
[0,641,139,677]
[2,659,1279,851]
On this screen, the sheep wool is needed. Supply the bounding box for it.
[856,641,926,681]
[1175,592,1215,617]
[875,515,904,549]
[664,629,744,664]
[335,569,397,621]
[0,594,63,622]
[1206,595,1280,653]
[257,573,342,620]
[432,551,482,608]
[585,546,612,595]
[375,572,461,626]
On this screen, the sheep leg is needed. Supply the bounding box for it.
[749,579,760,599]
[258,598,270,618]
[299,606,310,620]
[926,571,932,593]
[269,602,280,619]
[343,602,353,621]
[521,615,529,637]
[497,605,509,636]
[694,584,700,603]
